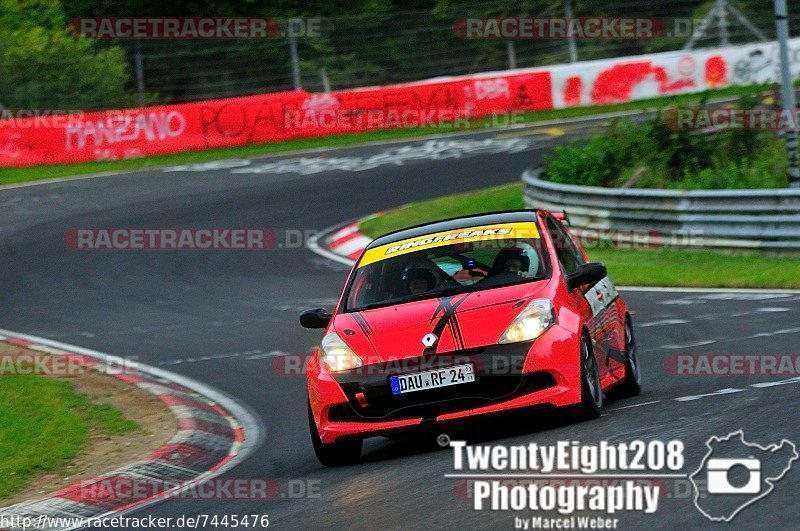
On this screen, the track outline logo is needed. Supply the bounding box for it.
[689,430,798,522]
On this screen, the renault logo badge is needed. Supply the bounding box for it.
[421,333,438,347]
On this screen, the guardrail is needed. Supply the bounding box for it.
[522,168,800,251]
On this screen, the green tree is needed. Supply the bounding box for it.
[0,0,135,110]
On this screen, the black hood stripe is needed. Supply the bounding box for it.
[351,312,373,336]
[424,293,470,355]
[450,313,465,350]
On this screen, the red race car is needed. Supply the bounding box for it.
[301,210,640,466]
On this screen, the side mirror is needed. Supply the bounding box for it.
[300,308,333,329]
[566,262,607,292]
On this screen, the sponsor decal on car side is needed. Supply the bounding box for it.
[584,276,619,316]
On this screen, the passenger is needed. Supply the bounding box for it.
[503,257,525,274]
[492,248,533,278]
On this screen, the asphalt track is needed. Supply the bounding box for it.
[1,118,799,530]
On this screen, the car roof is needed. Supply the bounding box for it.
[366,209,544,249]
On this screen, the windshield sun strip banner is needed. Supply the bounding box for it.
[357,222,540,267]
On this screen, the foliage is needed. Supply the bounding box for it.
[543,96,789,190]
[1,0,796,108]
[0,0,135,110]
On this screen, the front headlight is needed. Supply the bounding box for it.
[499,299,556,344]
[319,332,363,372]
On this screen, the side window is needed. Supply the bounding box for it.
[545,217,585,276]
[429,256,463,277]
[347,267,373,308]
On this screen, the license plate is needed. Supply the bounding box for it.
[390,363,475,395]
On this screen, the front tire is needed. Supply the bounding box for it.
[615,316,642,398]
[308,401,362,466]
[575,333,603,420]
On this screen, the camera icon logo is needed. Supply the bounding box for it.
[706,457,761,494]
[690,430,798,522]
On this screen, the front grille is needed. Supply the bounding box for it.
[328,343,556,422]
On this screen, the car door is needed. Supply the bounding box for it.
[544,216,618,379]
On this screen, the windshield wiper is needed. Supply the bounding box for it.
[426,285,475,298]
[350,285,475,312]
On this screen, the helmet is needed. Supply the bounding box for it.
[402,267,437,288]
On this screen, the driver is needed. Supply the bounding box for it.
[402,267,437,295]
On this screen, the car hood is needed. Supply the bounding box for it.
[333,282,547,364]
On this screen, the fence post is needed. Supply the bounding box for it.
[320,67,331,93]
[564,0,578,62]
[775,0,800,188]
[134,39,145,107]
[288,19,302,90]
[717,0,729,46]
[506,41,517,70]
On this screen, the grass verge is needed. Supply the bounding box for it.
[357,183,800,289]
[0,84,766,187]
[360,183,525,237]
[0,375,138,499]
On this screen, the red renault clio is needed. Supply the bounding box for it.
[301,210,640,466]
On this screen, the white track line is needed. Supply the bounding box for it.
[674,388,747,402]
[618,286,800,294]
[608,400,661,411]
[307,221,360,266]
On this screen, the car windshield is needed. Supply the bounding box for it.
[345,222,549,312]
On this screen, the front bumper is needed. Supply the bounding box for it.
[308,324,582,444]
